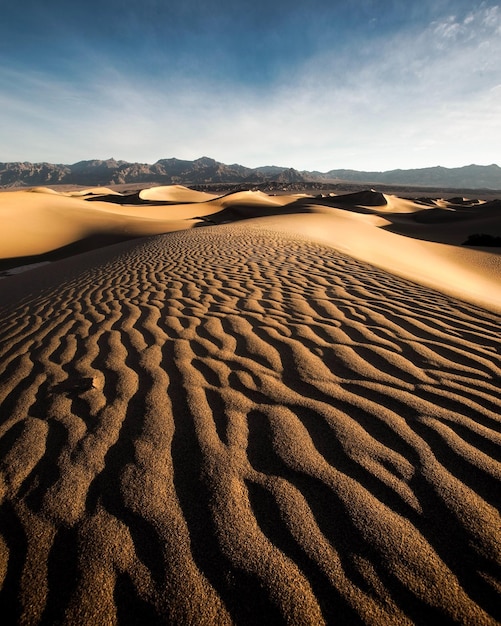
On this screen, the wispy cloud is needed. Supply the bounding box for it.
[1,3,500,170]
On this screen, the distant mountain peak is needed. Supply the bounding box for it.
[0,158,500,189]
[195,156,217,165]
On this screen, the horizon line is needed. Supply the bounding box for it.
[1,157,500,174]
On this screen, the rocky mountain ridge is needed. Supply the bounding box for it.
[1,157,500,189]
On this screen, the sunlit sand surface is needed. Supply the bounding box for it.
[0,186,500,624]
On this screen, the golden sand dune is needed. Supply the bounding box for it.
[65,188,124,197]
[0,191,200,259]
[0,188,304,261]
[139,185,217,203]
[247,211,501,314]
[0,187,500,624]
[28,187,63,195]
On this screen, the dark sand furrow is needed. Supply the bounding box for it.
[281,320,356,351]
[0,352,36,414]
[412,417,501,508]
[0,418,48,500]
[84,349,231,625]
[413,386,501,431]
[163,339,287,625]
[440,376,501,398]
[399,299,501,336]
[129,301,167,350]
[389,301,497,337]
[246,405,486,624]
[406,470,501,622]
[0,226,499,624]
[28,318,89,402]
[247,475,414,625]
[220,315,284,372]
[347,343,435,384]
[0,502,30,620]
[0,307,35,345]
[362,300,498,346]
[289,393,421,512]
[325,317,404,352]
[203,386,230,445]
[244,478,365,625]
[49,326,81,368]
[288,404,421,519]
[246,472,372,624]
[414,341,501,379]
[19,417,70,514]
[333,382,501,568]
[0,307,75,377]
[119,301,152,352]
[30,327,141,526]
[341,381,501,522]
[437,414,501,458]
[0,355,49,435]
[345,377,500,433]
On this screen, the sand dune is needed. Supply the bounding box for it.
[2,188,499,309]
[0,190,202,261]
[246,211,501,314]
[0,186,500,624]
[65,188,123,197]
[138,185,217,203]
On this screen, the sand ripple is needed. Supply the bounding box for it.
[0,226,500,625]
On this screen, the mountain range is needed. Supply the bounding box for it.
[1,157,501,189]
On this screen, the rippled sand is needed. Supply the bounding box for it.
[0,221,499,625]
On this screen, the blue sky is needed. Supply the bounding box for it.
[1,0,500,170]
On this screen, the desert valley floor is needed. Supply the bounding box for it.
[0,185,500,625]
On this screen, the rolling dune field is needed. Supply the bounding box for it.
[0,187,500,625]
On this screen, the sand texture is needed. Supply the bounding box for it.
[0,187,500,625]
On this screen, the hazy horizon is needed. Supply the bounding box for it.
[1,155,500,172]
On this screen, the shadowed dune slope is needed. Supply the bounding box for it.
[0,225,500,625]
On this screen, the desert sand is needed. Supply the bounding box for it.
[0,185,500,625]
